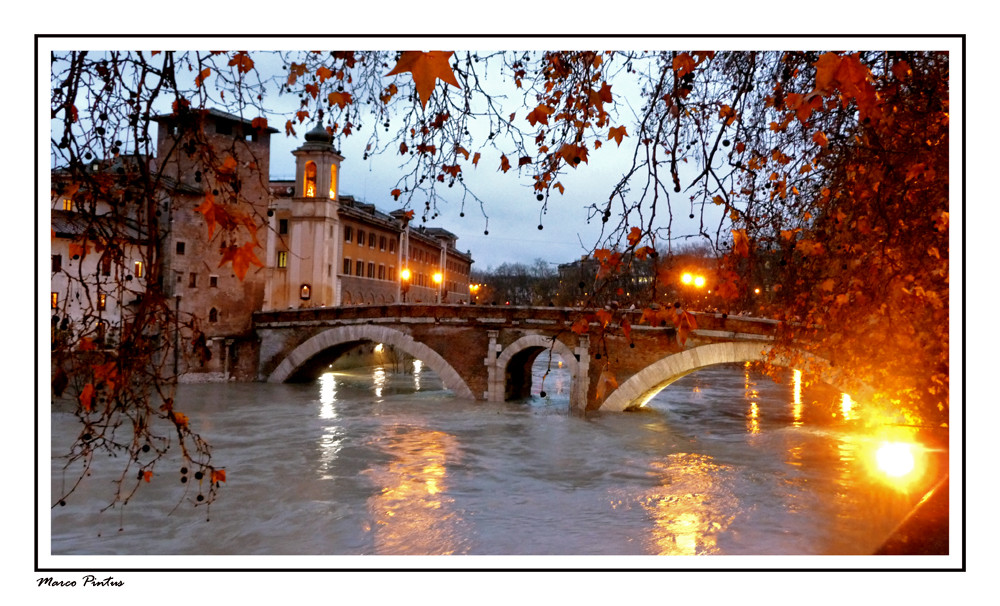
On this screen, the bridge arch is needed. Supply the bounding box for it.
[495,334,583,402]
[266,324,476,399]
[598,341,850,412]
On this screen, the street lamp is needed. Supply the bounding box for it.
[400,268,411,303]
[433,271,443,304]
[469,283,480,304]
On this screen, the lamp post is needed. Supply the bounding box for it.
[433,271,443,304]
[400,268,411,303]
[469,283,480,305]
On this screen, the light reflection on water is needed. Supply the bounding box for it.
[49,360,946,557]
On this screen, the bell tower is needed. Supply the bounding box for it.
[282,124,344,307]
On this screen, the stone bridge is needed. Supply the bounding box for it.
[253,304,801,412]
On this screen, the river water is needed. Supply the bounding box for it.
[48,358,947,562]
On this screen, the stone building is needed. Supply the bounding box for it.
[51,111,474,380]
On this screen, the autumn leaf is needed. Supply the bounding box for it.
[672,53,696,78]
[316,65,334,82]
[812,131,828,147]
[570,316,590,335]
[472,152,481,167]
[526,104,554,126]
[220,242,264,281]
[499,154,511,173]
[559,143,589,167]
[627,226,642,247]
[79,383,94,412]
[228,51,254,73]
[142,470,153,483]
[608,125,628,146]
[211,469,226,484]
[814,52,842,93]
[385,51,460,110]
[173,411,189,427]
[595,369,619,401]
[327,91,352,109]
[195,67,212,88]
[731,229,750,257]
[251,117,268,131]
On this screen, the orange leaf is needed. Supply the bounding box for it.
[230,242,263,281]
[195,67,212,88]
[731,229,750,257]
[327,91,352,109]
[385,51,460,110]
[228,51,255,73]
[595,370,618,400]
[814,52,842,93]
[627,226,642,247]
[142,470,153,483]
[526,104,554,126]
[472,152,481,167]
[251,117,268,131]
[812,131,829,147]
[316,65,334,82]
[672,53,696,78]
[570,317,590,335]
[608,125,628,146]
[79,383,94,412]
[499,155,511,173]
[211,469,226,483]
[173,411,189,427]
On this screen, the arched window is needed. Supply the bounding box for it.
[209,308,218,323]
[304,161,317,197]
[329,164,338,198]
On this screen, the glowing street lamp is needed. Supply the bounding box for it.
[433,271,443,304]
[681,272,706,288]
[400,267,411,302]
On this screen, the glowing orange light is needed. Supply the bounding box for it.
[693,275,706,288]
[681,273,694,285]
[433,272,443,284]
[400,268,411,281]
[875,442,916,478]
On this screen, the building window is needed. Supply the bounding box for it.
[300,284,311,300]
[343,258,352,275]
[379,236,387,251]
[388,266,396,281]
[216,121,233,136]
[389,240,396,253]
[277,251,288,268]
[378,264,385,280]
[209,308,218,323]
[51,292,58,309]
[188,273,197,288]
[368,233,376,248]
[97,293,107,311]
[329,164,338,199]
[52,254,62,273]
[133,261,144,279]
[304,161,317,197]
[344,226,353,242]
[367,262,375,278]
[101,255,112,277]
[279,219,289,235]
[210,275,218,288]
[176,241,186,255]
[62,198,73,211]
[355,260,363,276]
[357,230,365,246]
